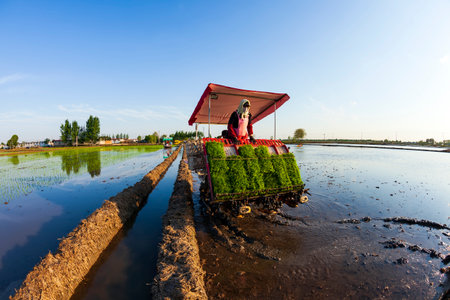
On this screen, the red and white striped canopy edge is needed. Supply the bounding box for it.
[188,83,290,126]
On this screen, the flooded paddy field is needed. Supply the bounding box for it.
[0,145,164,299]
[72,151,182,299]
[1,143,449,299]
[194,144,450,299]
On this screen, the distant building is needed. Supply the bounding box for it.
[38,141,51,147]
[52,140,66,147]
[120,139,137,144]
[19,141,39,148]
[99,139,112,145]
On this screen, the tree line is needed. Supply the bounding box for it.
[170,130,204,140]
[99,133,130,140]
[60,115,100,146]
[134,131,202,144]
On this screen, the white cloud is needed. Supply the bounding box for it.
[439,54,449,64]
[0,73,28,85]
[57,104,188,121]
[0,111,60,123]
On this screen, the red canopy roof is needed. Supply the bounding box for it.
[188,83,290,126]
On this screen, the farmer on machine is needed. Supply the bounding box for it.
[225,98,256,144]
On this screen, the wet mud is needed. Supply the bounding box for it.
[10,146,182,300]
[152,144,207,299]
[195,208,450,299]
[186,142,450,299]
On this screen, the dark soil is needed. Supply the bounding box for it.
[152,145,207,299]
[195,208,450,299]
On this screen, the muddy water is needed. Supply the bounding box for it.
[72,151,182,300]
[0,146,164,299]
[194,144,450,299]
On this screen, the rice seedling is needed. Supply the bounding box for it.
[0,145,163,203]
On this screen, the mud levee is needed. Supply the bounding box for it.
[152,145,207,300]
[11,146,182,300]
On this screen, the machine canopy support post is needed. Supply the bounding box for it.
[195,123,198,140]
[274,101,277,140]
[208,94,211,138]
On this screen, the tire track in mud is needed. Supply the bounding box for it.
[198,202,450,299]
[10,146,182,300]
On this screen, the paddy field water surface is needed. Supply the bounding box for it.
[1,144,449,299]
[0,145,164,298]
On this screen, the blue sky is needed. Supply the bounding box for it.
[1,0,449,142]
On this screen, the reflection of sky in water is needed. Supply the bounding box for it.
[0,147,164,296]
[0,147,161,202]
[75,153,181,299]
[0,193,62,269]
[291,145,450,224]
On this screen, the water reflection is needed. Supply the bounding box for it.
[163,148,173,159]
[0,146,163,202]
[8,156,19,165]
[60,151,101,178]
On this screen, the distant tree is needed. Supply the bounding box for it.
[144,134,158,143]
[60,120,72,145]
[78,126,87,143]
[44,138,50,145]
[7,134,19,149]
[86,116,100,144]
[171,130,203,140]
[152,131,159,143]
[137,135,142,141]
[294,128,306,140]
[71,121,80,146]
[99,135,111,141]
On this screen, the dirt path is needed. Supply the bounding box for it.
[152,144,207,299]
